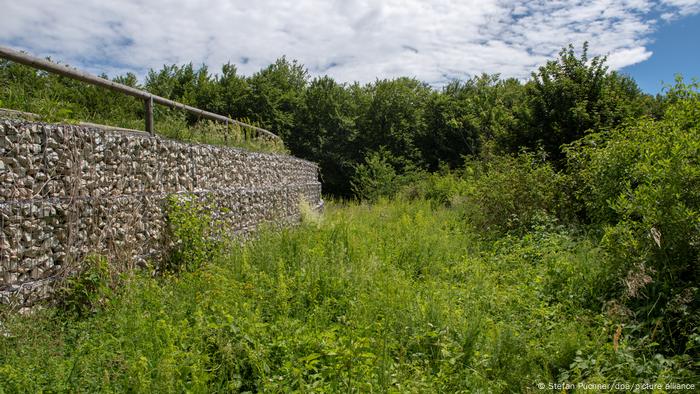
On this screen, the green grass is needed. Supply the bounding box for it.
[0,61,287,155]
[1,199,694,393]
[0,105,288,155]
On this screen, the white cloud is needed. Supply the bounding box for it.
[661,0,700,17]
[0,0,697,85]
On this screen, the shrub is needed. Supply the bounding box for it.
[351,150,398,201]
[455,152,574,235]
[398,164,468,208]
[565,78,700,356]
[351,149,424,202]
[163,194,222,273]
[56,255,114,319]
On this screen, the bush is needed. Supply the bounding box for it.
[351,150,399,201]
[56,255,114,319]
[164,194,222,273]
[397,152,575,235]
[351,149,424,202]
[454,152,574,235]
[398,164,468,208]
[565,78,700,356]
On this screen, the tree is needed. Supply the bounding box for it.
[521,43,645,163]
[144,63,221,123]
[355,77,431,170]
[216,62,249,119]
[420,90,479,170]
[293,76,358,196]
[244,57,308,141]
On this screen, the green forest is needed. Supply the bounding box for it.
[0,44,699,392]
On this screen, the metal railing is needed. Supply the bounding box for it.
[0,45,281,142]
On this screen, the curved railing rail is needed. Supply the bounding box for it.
[0,45,281,142]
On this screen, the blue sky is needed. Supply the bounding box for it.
[1,1,698,93]
[621,11,700,94]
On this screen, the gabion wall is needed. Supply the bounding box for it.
[0,119,322,306]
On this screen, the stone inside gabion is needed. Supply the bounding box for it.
[0,119,322,307]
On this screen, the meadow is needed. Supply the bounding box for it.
[1,182,697,392]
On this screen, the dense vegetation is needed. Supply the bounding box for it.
[1,44,663,195]
[1,44,699,391]
[0,194,694,392]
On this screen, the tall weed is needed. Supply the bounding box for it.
[4,200,691,392]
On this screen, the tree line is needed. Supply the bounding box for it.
[0,44,667,196]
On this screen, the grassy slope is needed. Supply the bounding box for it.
[0,67,287,155]
[0,200,692,393]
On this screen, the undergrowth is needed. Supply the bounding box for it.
[1,199,695,392]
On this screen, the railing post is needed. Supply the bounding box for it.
[224,118,229,145]
[145,96,154,134]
